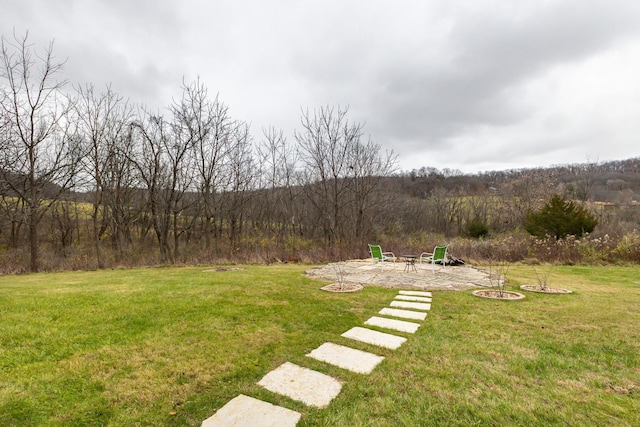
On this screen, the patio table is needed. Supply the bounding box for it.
[402,255,417,273]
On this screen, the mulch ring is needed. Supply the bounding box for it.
[472,289,526,300]
[320,283,363,293]
[520,284,573,294]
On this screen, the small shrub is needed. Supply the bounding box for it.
[465,219,489,239]
[532,263,553,290]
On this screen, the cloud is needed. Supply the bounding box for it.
[4,0,640,173]
[361,1,640,171]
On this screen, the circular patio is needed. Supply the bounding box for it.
[306,259,494,291]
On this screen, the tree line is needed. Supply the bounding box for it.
[0,33,396,272]
[2,33,639,273]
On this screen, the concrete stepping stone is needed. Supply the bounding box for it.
[341,326,407,350]
[390,300,431,311]
[307,342,384,374]
[365,316,421,333]
[201,394,301,427]
[379,307,427,321]
[395,295,432,303]
[399,290,432,297]
[257,362,342,408]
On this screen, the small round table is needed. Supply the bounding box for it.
[403,255,417,273]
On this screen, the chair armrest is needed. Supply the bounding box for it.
[382,252,396,262]
[420,252,433,258]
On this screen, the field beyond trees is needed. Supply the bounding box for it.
[1,265,639,426]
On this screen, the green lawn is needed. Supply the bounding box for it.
[1,265,639,426]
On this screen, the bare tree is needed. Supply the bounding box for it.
[0,191,26,249]
[0,111,26,249]
[256,126,299,259]
[0,33,83,271]
[167,87,203,259]
[49,198,77,258]
[76,84,133,268]
[185,81,233,253]
[130,112,172,262]
[345,136,396,242]
[295,106,360,247]
[573,156,599,201]
[219,122,254,256]
[296,105,395,253]
[130,106,195,264]
[104,123,140,262]
[428,187,464,236]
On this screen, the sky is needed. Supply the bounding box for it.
[3,0,640,174]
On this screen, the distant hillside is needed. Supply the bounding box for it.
[400,157,640,203]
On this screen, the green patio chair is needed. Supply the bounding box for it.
[420,245,448,272]
[368,244,396,263]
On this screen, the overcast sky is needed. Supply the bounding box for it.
[4,0,640,173]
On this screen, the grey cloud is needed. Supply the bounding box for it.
[359,1,640,161]
[4,0,640,173]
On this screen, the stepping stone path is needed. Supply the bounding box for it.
[307,342,384,374]
[390,300,432,311]
[257,362,342,408]
[395,295,432,302]
[201,290,433,426]
[364,316,421,333]
[201,394,301,427]
[379,307,427,320]
[341,326,407,350]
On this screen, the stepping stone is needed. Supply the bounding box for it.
[399,290,432,297]
[379,307,427,321]
[390,301,431,311]
[201,394,301,427]
[257,362,341,408]
[342,326,407,350]
[365,316,421,333]
[395,295,432,302]
[307,342,384,374]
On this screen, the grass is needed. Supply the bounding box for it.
[1,265,639,426]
